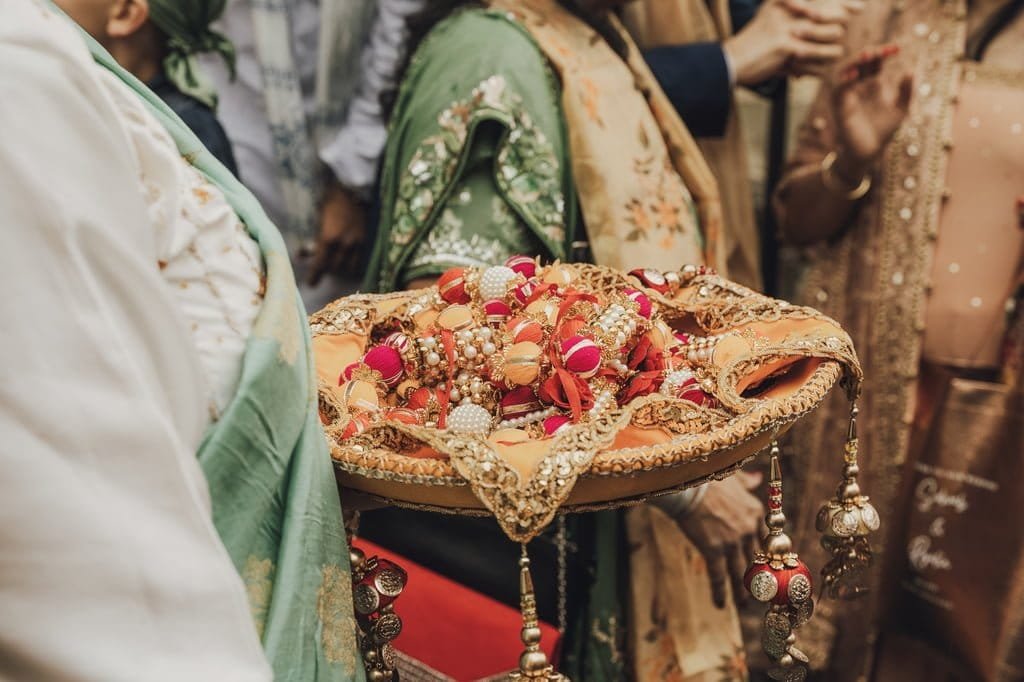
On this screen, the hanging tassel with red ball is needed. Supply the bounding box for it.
[817,402,879,599]
[744,442,813,682]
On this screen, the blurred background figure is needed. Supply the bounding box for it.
[774,0,1024,678]
[200,0,426,310]
[623,0,859,291]
[56,0,238,173]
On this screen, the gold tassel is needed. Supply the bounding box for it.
[745,442,813,682]
[509,545,567,681]
[817,403,879,599]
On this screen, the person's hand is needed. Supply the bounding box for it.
[307,180,367,287]
[723,0,853,86]
[828,45,913,183]
[675,471,765,608]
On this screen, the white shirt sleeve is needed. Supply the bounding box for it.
[0,5,271,680]
[318,0,428,199]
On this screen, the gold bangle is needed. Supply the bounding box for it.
[821,150,871,200]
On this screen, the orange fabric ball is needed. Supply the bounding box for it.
[437,304,475,331]
[437,267,470,304]
[343,379,380,413]
[506,316,544,345]
[558,317,587,341]
[503,341,542,386]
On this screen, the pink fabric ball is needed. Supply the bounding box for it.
[383,332,412,356]
[339,361,361,384]
[511,279,540,306]
[505,255,538,279]
[363,345,405,387]
[561,335,602,378]
[543,415,572,436]
[625,288,653,318]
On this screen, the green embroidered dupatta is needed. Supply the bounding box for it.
[364,9,576,291]
[82,30,364,682]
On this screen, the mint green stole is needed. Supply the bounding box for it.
[82,29,363,682]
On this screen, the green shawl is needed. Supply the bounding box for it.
[83,29,364,682]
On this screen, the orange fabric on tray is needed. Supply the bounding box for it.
[354,539,561,681]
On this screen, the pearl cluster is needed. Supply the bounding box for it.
[447,403,493,435]
[660,368,696,396]
[595,303,640,348]
[682,332,731,363]
[478,265,520,301]
[497,405,558,430]
[449,369,497,409]
[588,390,616,417]
[453,326,498,369]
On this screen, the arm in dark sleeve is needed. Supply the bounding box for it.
[643,42,732,138]
[729,0,761,33]
[175,106,240,178]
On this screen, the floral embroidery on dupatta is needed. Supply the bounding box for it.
[317,564,359,669]
[242,555,274,639]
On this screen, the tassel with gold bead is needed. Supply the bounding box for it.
[745,442,814,682]
[816,403,879,599]
[509,545,567,681]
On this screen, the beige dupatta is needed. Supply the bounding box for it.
[623,0,763,290]
[488,0,726,276]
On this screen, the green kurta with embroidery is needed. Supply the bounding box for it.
[363,9,625,680]
[364,9,575,291]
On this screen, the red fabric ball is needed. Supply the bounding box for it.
[385,407,422,426]
[543,415,572,436]
[363,345,405,387]
[624,288,653,318]
[437,267,470,304]
[407,387,445,411]
[506,316,544,345]
[560,335,602,378]
[744,559,813,605]
[499,386,541,420]
[341,413,371,439]
[484,299,512,325]
[628,268,670,294]
[505,255,538,279]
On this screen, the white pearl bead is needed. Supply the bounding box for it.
[481,342,496,356]
[479,265,519,300]
[426,352,441,366]
[450,389,462,401]
[464,346,478,359]
[448,403,493,435]
[424,337,437,347]
[479,327,493,340]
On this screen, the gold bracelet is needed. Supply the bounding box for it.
[821,150,871,200]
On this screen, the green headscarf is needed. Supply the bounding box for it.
[148,0,235,109]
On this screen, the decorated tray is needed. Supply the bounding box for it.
[311,260,861,542]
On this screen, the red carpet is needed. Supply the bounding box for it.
[355,540,561,681]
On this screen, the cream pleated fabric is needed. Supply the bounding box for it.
[0,2,271,679]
